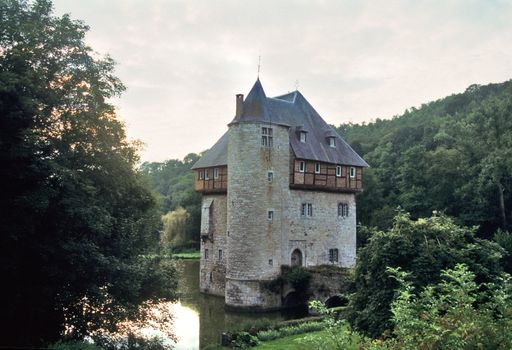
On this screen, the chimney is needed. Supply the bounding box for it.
[235,94,244,118]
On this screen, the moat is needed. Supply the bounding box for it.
[170,259,307,349]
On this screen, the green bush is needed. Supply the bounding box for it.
[363,264,512,349]
[230,332,260,349]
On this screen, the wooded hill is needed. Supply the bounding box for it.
[338,80,512,235]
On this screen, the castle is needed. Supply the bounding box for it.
[191,79,368,310]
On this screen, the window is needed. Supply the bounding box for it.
[349,167,356,178]
[268,210,274,220]
[214,168,219,179]
[336,166,342,177]
[198,170,204,180]
[301,203,313,217]
[204,249,209,260]
[329,248,339,263]
[262,127,273,147]
[219,249,223,260]
[338,202,349,217]
[267,171,274,182]
[315,163,321,174]
[299,161,305,173]
[299,131,307,143]
[205,169,209,180]
[269,259,273,266]
[329,137,336,148]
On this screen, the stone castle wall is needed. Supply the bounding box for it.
[225,122,290,308]
[200,121,358,309]
[199,194,227,296]
[283,191,356,268]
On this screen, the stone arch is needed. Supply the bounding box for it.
[282,291,303,308]
[325,294,349,308]
[291,248,303,267]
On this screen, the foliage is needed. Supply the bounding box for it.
[140,153,202,249]
[362,264,512,350]
[350,212,504,338]
[0,0,177,346]
[281,265,312,290]
[256,321,325,342]
[230,331,260,349]
[338,80,512,234]
[49,340,103,350]
[300,300,360,350]
[494,229,512,274]
[161,206,191,250]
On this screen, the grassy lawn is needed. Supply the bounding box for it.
[253,326,360,350]
[250,331,322,349]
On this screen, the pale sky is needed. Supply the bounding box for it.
[52,0,512,163]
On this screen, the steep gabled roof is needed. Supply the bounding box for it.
[192,79,369,169]
[191,131,228,169]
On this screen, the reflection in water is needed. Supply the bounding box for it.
[170,259,306,349]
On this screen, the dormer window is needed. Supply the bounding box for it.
[299,131,307,143]
[329,137,336,148]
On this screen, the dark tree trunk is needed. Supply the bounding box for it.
[497,180,507,228]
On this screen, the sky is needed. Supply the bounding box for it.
[51,0,512,163]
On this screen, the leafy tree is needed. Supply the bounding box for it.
[140,154,202,249]
[0,0,177,346]
[161,206,191,250]
[363,264,512,349]
[350,213,504,338]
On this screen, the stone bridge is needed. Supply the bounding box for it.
[281,265,351,309]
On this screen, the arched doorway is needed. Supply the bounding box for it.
[291,249,303,267]
[325,295,349,308]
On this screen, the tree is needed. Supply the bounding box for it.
[364,265,512,349]
[161,206,190,250]
[0,0,177,346]
[140,153,202,249]
[350,213,504,338]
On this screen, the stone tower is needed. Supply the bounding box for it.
[225,79,289,309]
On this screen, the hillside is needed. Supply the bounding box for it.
[337,80,512,235]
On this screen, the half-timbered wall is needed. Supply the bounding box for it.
[194,166,228,193]
[290,158,363,191]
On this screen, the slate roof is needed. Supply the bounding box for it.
[191,79,369,169]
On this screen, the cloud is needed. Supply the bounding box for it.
[52,0,512,161]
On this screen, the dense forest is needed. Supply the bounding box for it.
[337,80,512,235]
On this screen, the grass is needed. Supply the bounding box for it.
[251,330,329,349]
[172,250,200,259]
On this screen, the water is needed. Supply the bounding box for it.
[170,259,306,349]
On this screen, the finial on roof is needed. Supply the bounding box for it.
[257,55,261,78]
[295,79,300,91]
